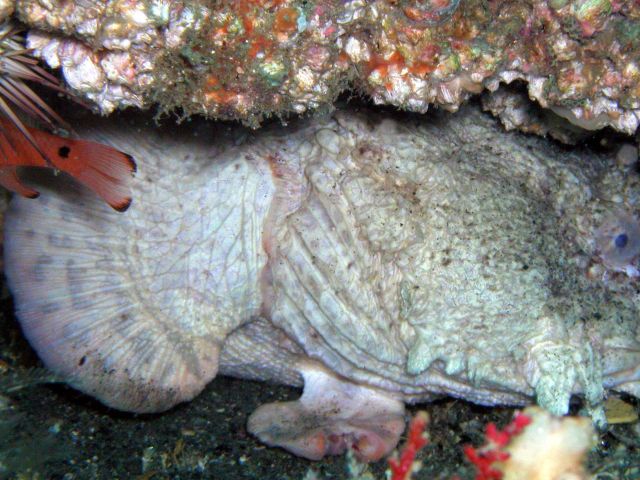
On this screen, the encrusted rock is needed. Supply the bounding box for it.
[14,0,640,131]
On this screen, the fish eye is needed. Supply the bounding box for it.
[614,233,629,249]
[594,210,640,271]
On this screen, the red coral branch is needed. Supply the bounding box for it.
[463,411,532,480]
[388,411,429,480]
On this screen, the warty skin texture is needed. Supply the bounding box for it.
[4,105,640,460]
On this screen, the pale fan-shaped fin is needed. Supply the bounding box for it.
[4,178,220,413]
[247,360,405,461]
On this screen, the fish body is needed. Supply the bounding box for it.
[0,117,136,211]
[0,21,135,211]
[4,106,640,461]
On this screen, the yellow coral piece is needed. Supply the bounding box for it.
[604,395,639,424]
[499,407,595,480]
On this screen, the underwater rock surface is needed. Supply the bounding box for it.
[3,104,640,460]
[15,0,640,131]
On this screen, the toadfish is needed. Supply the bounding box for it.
[4,106,640,461]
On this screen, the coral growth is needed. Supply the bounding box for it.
[386,407,595,480]
[13,1,640,130]
[463,412,532,480]
[464,407,595,480]
[388,411,429,480]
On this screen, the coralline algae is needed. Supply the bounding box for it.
[12,0,640,132]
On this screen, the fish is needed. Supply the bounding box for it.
[0,20,135,212]
[4,106,640,462]
[0,116,136,212]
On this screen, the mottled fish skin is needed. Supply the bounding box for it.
[4,106,640,459]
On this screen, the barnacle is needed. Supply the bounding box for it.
[594,210,640,277]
